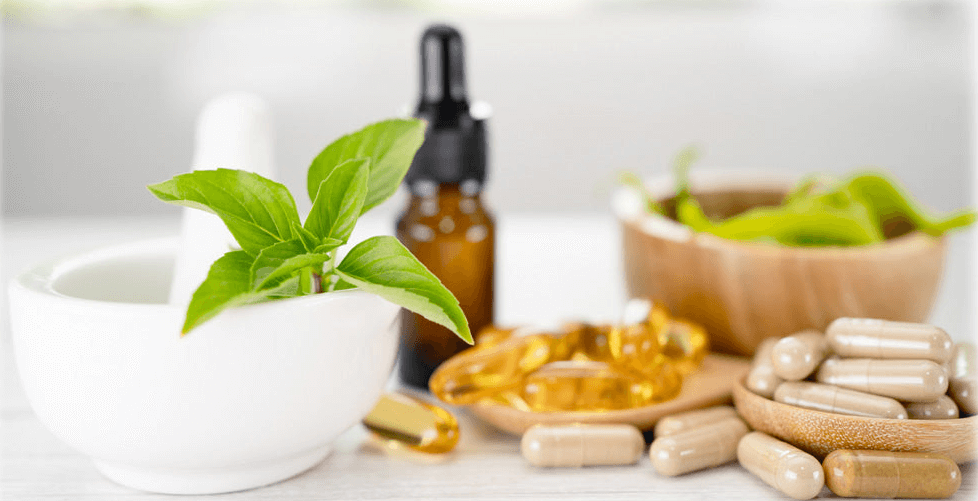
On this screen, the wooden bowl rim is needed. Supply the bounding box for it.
[611,168,946,258]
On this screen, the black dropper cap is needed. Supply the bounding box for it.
[405,24,488,187]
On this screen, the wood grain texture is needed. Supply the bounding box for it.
[468,354,750,435]
[733,379,978,463]
[619,186,947,356]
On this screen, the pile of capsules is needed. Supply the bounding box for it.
[427,300,709,412]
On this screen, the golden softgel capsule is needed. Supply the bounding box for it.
[658,319,708,375]
[815,358,948,402]
[473,325,516,349]
[429,332,557,405]
[737,432,824,500]
[649,416,749,476]
[653,405,740,438]
[746,338,784,399]
[905,395,959,420]
[823,450,961,498]
[522,360,681,412]
[521,424,645,467]
[774,382,907,419]
[771,330,830,381]
[362,393,459,453]
[826,318,953,363]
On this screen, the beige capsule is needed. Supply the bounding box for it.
[649,416,749,476]
[823,450,961,498]
[815,358,948,402]
[737,431,824,500]
[746,338,784,399]
[949,377,976,415]
[948,343,977,415]
[826,318,953,363]
[905,395,959,420]
[771,331,830,381]
[520,424,645,467]
[653,405,740,437]
[774,381,907,419]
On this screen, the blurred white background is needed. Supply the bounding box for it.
[3,0,973,217]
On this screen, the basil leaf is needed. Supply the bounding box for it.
[306,119,425,214]
[336,236,472,344]
[182,250,300,334]
[304,158,370,243]
[292,222,321,252]
[148,169,300,256]
[250,238,342,290]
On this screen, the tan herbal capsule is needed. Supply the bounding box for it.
[771,330,830,381]
[649,416,749,476]
[737,432,824,500]
[774,382,907,419]
[815,358,948,402]
[948,343,977,415]
[826,318,953,363]
[520,424,645,467]
[746,338,784,398]
[823,450,961,498]
[905,395,959,420]
[653,405,740,437]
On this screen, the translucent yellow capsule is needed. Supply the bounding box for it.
[659,319,709,374]
[362,393,459,453]
[429,332,558,405]
[522,360,681,412]
[473,325,517,349]
[477,390,533,412]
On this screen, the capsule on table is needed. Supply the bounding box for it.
[658,318,709,375]
[774,382,907,419]
[521,424,645,467]
[649,416,749,476]
[905,395,959,420]
[823,450,961,498]
[429,332,559,405]
[948,343,977,415]
[746,338,784,399]
[737,431,824,500]
[653,405,740,437]
[815,358,948,402]
[522,360,681,412]
[771,330,830,381]
[826,318,953,363]
[362,393,459,453]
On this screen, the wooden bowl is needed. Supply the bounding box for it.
[467,353,750,435]
[733,379,977,464]
[611,170,947,357]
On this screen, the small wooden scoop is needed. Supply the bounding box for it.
[467,353,750,435]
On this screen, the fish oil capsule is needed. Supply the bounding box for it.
[815,358,948,402]
[905,395,959,420]
[737,432,824,500]
[522,360,681,412]
[771,330,830,381]
[948,343,976,414]
[474,325,516,349]
[429,332,557,405]
[649,416,749,475]
[362,393,459,453]
[521,424,645,467]
[826,318,953,363]
[653,405,740,437]
[774,382,907,419]
[746,338,784,399]
[823,450,961,498]
[478,390,533,412]
[658,319,709,374]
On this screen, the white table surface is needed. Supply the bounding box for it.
[1,214,975,501]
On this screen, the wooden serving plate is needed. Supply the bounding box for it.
[467,353,750,435]
[733,378,978,464]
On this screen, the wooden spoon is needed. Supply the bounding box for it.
[733,378,978,464]
[467,353,750,435]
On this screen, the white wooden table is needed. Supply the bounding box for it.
[2,214,975,500]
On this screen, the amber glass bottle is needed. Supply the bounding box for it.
[396,25,495,388]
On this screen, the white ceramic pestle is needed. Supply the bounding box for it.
[168,93,277,306]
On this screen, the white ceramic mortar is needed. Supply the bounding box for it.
[8,237,400,494]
